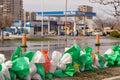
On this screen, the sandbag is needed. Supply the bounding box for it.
[64,44,81,62]
[1,61,12,79]
[10,47,21,61]
[41,50,50,73]
[49,60,57,73]
[49,51,62,73]
[0,72,4,80]
[0,54,6,64]
[10,57,29,79]
[22,51,35,62]
[35,63,45,80]
[51,51,62,62]
[57,53,72,70]
[32,73,42,80]
[31,51,45,63]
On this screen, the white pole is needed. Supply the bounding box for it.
[48,16,50,34]
[41,0,44,37]
[65,0,67,47]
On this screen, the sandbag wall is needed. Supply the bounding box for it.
[0,44,120,80]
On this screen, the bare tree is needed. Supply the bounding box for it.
[0,14,12,41]
[89,0,120,31]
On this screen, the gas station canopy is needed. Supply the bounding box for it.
[37,11,96,17]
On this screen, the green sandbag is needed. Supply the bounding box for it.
[35,63,45,80]
[10,47,21,61]
[0,64,2,71]
[4,75,9,80]
[53,69,67,78]
[21,51,35,61]
[112,44,120,51]
[64,43,81,61]
[103,48,118,66]
[79,46,96,71]
[95,52,105,68]
[45,72,53,80]
[63,63,76,77]
[10,57,29,79]
[9,70,16,80]
[84,46,92,54]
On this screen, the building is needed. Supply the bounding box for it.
[78,5,93,19]
[26,12,36,20]
[0,0,23,20]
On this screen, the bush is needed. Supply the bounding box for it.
[110,30,120,38]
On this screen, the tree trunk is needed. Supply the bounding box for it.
[1,29,4,42]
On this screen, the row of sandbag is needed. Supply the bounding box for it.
[0,43,120,80]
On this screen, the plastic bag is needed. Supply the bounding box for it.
[51,51,62,63]
[32,73,42,80]
[22,51,35,62]
[0,54,6,64]
[53,69,67,77]
[63,63,76,77]
[35,63,45,80]
[49,51,62,73]
[79,46,96,71]
[31,51,45,63]
[10,47,21,61]
[10,57,29,79]
[41,50,50,73]
[29,63,37,76]
[57,53,72,70]
[64,44,81,62]
[23,74,31,80]
[1,61,12,79]
[49,60,57,73]
[9,70,16,80]
[0,72,4,80]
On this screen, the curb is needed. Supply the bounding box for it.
[102,76,120,80]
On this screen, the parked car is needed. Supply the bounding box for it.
[92,30,103,36]
[3,31,12,36]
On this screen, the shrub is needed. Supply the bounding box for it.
[110,30,120,38]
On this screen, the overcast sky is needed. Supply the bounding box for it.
[23,0,109,18]
[23,0,102,11]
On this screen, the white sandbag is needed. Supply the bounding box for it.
[57,53,72,70]
[29,63,37,76]
[24,75,31,80]
[32,73,42,80]
[104,48,112,54]
[65,47,69,52]
[60,53,72,64]
[57,62,66,70]
[0,54,6,64]
[0,72,4,80]
[23,74,31,80]
[4,61,12,69]
[94,54,101,68]
[51,51,62,62]
[31,51,45,63]
[49,60,57,73]
[1,61,12,79]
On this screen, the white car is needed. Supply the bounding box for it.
[3,31,12,36]
[92,30,103,36]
